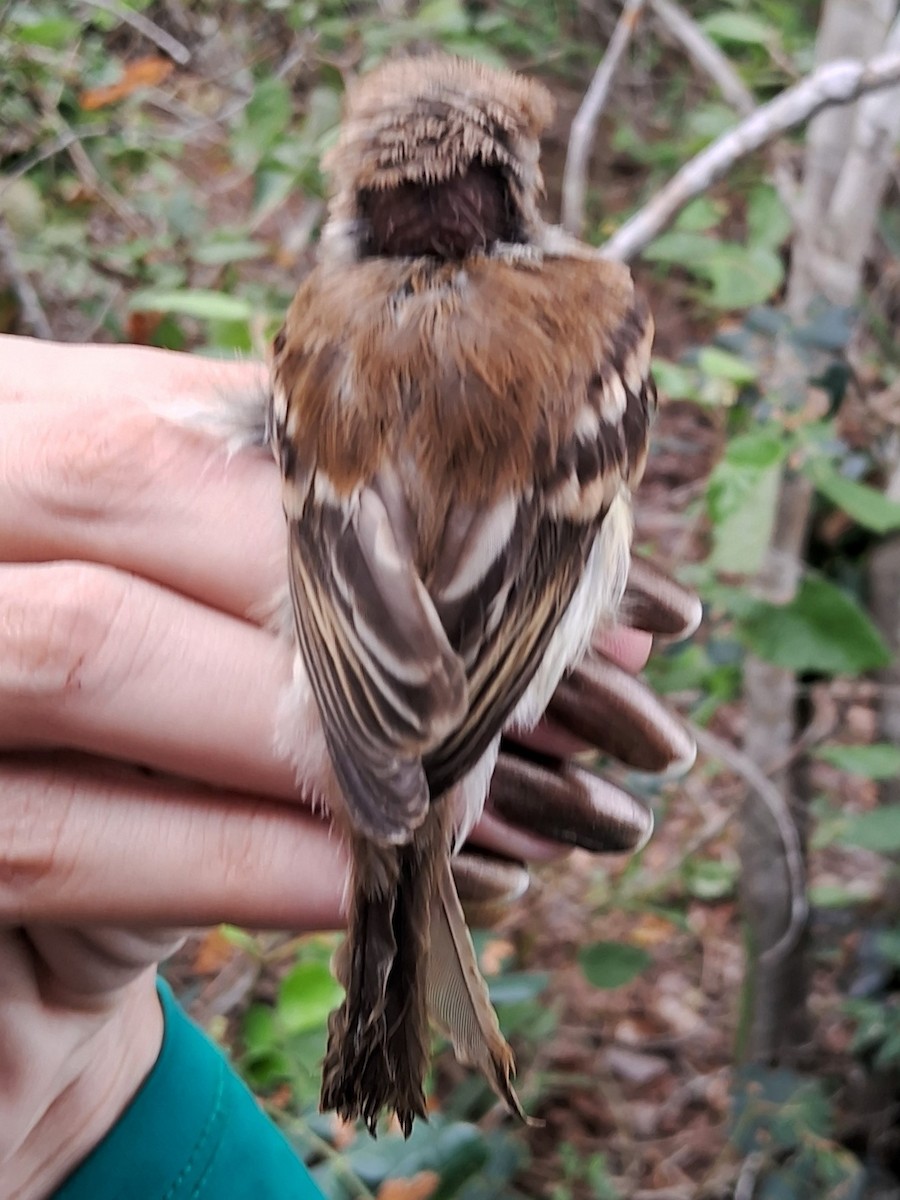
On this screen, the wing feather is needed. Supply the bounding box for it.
[287,481,467,843]
[273,253,655,839]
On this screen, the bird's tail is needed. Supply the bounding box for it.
[427,855,529,1120]
[320,805,526,1134]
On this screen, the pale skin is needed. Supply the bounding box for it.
[0,334,651,1199]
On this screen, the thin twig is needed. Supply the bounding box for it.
[79,0,191,64]
[649,0,755,114]
[0,217,53,339]
[602,49,900,261]
[690,723,808,966]
[0,127,111,197]
[561,0,648,237]
[64,131,146,236]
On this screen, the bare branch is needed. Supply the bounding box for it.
[601,50,900,262]
[0,217,53,339]
[561,0,648,238]
[823,14,900,301]
[690,723,808,966]
[648,0,755,114]
[79,0,191,65]
[788,0,897,313]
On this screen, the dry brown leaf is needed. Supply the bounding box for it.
[377,1171,440,1200]
[126,310,164,345]
[80,56,174,110]
[630,912,677,948]
[191,927,236,975]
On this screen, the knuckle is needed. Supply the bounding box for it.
[0,762,74,913]
[30,402,179,520]
[0,563,129,706]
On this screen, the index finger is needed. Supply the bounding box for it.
[0,339,284,622]
[0,335,265,409]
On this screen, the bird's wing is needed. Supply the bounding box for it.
[282,468,467,845]
[271,254,654,836]
[422,258,656,796]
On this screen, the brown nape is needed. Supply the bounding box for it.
[360,161,520,260]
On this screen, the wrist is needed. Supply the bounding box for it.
[6,970,163,1200]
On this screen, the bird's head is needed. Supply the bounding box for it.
[321,54,555,262]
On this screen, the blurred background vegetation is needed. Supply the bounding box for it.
[2,1,899,1196]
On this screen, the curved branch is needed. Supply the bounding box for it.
[690,723,808,966]
[601,50,900,262]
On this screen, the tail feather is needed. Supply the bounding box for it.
[427,859,528,1121]
[321,845,399,1132]
[321,814,443,1135]
[321,807,528,1134]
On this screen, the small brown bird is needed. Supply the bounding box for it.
[268,53,657,1134]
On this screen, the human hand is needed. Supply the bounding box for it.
[0,335,697,1195]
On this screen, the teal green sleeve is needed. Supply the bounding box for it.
[53,978,325,1200]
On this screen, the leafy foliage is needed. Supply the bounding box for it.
[730,1068,865,1199]
[578,940,651,989]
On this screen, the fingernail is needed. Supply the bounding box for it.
[547,654,696,774]
[488,753,654,853]
[452,851,530,905]
[623,557,703,641]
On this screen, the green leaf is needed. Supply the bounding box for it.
[838,807,900,853]
[277,961,342,1035]
[208,318,253,353]
[698,346,757,384]
[709,461,780,574]
[487,971,549,1005]
[415,0,470,35]
[128,288,252,321]
[809,466,900,533]
[809,883,874,908]
[646,236,783,309]
[674,197,723,233]
[12,11,80,47]
[683,857,738,900]
[578,941,651,989]
[194,238,268,266]
[242,1003,278,1056]
[644,230,717,267]
[726,431,785,469]
[706,431,785,575]
[731,1067,834,1154]
[685,102,736,143]
[219,924,263,954]
[252,167,298,214]
[234,77,292,168]
[703,243,784,309]
[740,576,891,676]
[651,357,698,400]
[815,744,900,780]
[747,184,793,249]
[700,12,775,45]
